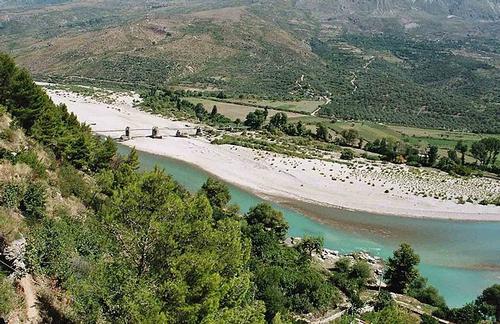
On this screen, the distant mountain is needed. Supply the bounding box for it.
[0,0,70,7]
[1,0,498,132]
[292,0,500,37]
[295,0,500,19]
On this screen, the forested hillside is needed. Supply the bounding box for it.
[0,52,339,322]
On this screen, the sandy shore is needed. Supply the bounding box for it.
[44,87,500,221]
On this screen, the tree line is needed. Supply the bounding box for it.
[240,105,500,178]
[140,88,232,126]
[0,52,116,172]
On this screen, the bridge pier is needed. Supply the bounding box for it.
[150,126,163,139]
[120,126,131,141]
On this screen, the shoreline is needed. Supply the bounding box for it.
[131,143,500,222]
[44,87,500,221]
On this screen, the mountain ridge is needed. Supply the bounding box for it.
[294,0,500,19]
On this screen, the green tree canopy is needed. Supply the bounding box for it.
[455,140,468,165]
[296,236,324,258]
[477,284,500,321]
[363,304,416,324]
[315,123,330,142]
[384,243,420,293]
[246,203,289,241]
[201,177,231,209]
[340,128,359,146]
[244,109,268,130]
[471,137,500,166]
[269,112,288,130]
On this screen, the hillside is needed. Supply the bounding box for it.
[0,0,499,132]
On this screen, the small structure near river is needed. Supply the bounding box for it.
[150,126,163,139]
[120,126,131,141]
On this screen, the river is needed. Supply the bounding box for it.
[118,145,500,307]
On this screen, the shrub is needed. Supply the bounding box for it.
[340,149,355,160]
[365,154,380,161]
[0,273,15,318]
[0,209,25,242]
[363,305,415,323]
[58,164,91,201]
[453,164,473,176]
[406,160,421,167]
[434,303,485,324]
[15,149,46,178]
[410,285,446,308]
[421,314,439,324]
[0,182,23,209]
[374,290,393,311]
[0,128,16,142]
[20,182,46,220]
[408,276,446,308]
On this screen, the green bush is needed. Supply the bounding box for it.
[20,182,46,220]
[0,128,15,142]
[421,314,439,324]
[0,182,23,209]
[408,276,446,308]
[58,164,91,201]
[453,164,473,176]
[374,290,393,311]
[340,149,355,160]
[0,273,15,318]
[363,304,415,323]
[365,154,380,161]
[410,285,446,309]
[15,150,46,178]
[406,160,421,167]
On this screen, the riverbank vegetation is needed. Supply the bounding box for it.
[139,88,233,126]
[139,87,500,178]
[136,86,500,205]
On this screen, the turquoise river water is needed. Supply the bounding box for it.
[118,145,500,307]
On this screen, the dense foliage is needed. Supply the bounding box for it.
[314,36,499,133]
[0,273,15,318]
[140,88,232,126]
[0,53,342,323]
[0,52,116,172]
[24,164,343,322]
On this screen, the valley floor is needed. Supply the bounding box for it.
[43,86,500,221]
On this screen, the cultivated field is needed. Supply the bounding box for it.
[228,98,323,114]
[185,97,304,120]
[388,125,500,148]
[290,117,500,165]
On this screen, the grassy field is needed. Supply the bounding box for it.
[388,125,500,149]
[227,98,323,114]
[289,116,500,163]
[185,97,304,120]
[290,117,402,140]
